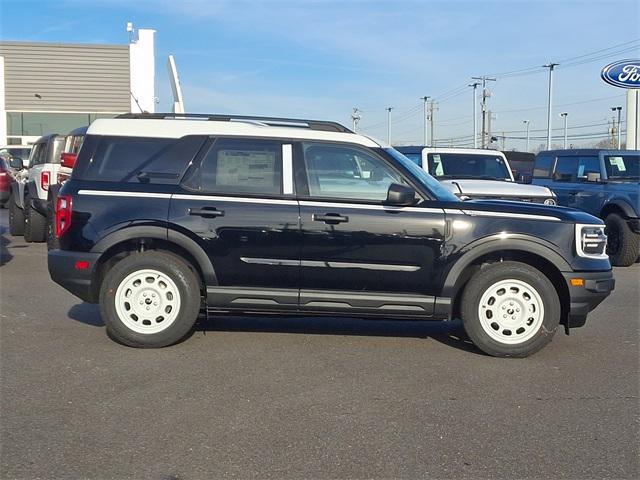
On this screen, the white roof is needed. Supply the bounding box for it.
[87,118,381,148]
[422,147,507,158]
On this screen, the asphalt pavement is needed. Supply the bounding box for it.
[1,208,638,479]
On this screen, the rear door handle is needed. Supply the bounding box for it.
[312,213,349,224]
[189,207,225,218]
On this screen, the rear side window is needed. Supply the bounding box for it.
[576,156,600,180]
[73,135,205,184]
[533,154,553,178]
[182,138,282,195]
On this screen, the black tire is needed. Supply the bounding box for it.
[605,213,640,267]
[460,261,560,358]
[23,204,47,243]
[46,195,59,250]
[100,251,202,348]
[8,192,25,236]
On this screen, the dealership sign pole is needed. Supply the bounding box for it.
[601,59,640,149]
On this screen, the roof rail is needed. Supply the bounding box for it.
[115,113,353,133]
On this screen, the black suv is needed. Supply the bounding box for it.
[48,114,615,357]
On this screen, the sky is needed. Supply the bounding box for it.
[1,0,639,150]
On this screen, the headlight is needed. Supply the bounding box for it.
[575,224,608,259]
[543,198,557,206]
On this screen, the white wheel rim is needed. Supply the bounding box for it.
[477,278,545,345]
[114,269,181,334]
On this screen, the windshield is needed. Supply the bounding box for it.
[604,155,639,180]
[385,148,460,202]
[427,153,512,181]
[1,148,31,161]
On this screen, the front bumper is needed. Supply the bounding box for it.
[48,249,102,303]
[562,270,615,328]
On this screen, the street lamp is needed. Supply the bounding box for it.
[560,113,568,149]
[544,63,559,149]
[523,120,530,152]
[386,107,393,145]
[611,106,622,148]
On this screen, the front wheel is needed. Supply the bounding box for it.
[605,213,639,267]
[460,261,560,358]
[99,251,202,348]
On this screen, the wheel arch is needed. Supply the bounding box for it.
[90,226,217,303]
[601,199,636,219]
[442,238,571,325]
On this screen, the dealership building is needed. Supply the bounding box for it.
[0,28,156,146]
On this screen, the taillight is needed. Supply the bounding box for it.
[56,195,73,238]
[61,152,77,169]
[41,171,50,191]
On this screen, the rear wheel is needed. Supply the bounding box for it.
[461,261,560,357]
[100,251,202,348]
[8,192,25,236]
[605,213,639,267]
[24,203,47,243]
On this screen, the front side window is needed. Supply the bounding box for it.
[576,156,600,180]
[553,156,578,182]
[184,138,282,195]
[604,155,640,180]
[303,143,402,201]
[426,153,511,180]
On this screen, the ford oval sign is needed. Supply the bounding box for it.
[601,59,640,88]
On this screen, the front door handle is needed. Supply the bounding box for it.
[189,207,225,218]
[312,213,349,224]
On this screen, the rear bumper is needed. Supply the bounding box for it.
[48,249,101,303]
[0,190,9,204]
[29,197,48,216]
[562,270,615,328]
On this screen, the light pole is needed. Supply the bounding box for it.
[560,112,568,149]
[544,63,559,149]
[351,107,361,132]
[611,106,622,148]
[421,96,430,145]
[523,120,530,152]
[386,107,393,145]
[469,82,480,148]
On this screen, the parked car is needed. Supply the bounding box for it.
[49,113,614,357]
[47,127,87,249]
[8,133,65,241]
[394,147,557,204]
[0,156,22,207]
[531,149,640,267]
[502,151,535,179]
[0,145,33,168]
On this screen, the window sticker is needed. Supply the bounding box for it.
[432,154,444,176]
[216,150,276,187]
[608,156,626,172]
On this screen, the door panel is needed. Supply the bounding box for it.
[298,201,446,301]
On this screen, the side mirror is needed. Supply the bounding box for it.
[518,173,533,184]
[61,152,77,169]
[9,156,23,170]
[385,183,416,206]
[586,171,601,182]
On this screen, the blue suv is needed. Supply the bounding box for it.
[532,149,640,266]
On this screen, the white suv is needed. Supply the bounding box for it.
[9,133,65,241]
[395,147,557,204]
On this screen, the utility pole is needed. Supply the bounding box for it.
[611,106,622,148]
[427,100,438,147]
[523,120,530,152]
[560,112,568,149]
[386,107,393,145]
[501,132,506,150]
[472,76,496,148]
[351,107,361,132]
[543,63,559,149]
[469,82,480,148]
[420,96,430,145]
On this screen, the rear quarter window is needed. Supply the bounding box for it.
[73,135,206,184]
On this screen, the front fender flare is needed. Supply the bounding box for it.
[441,235,572,299]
